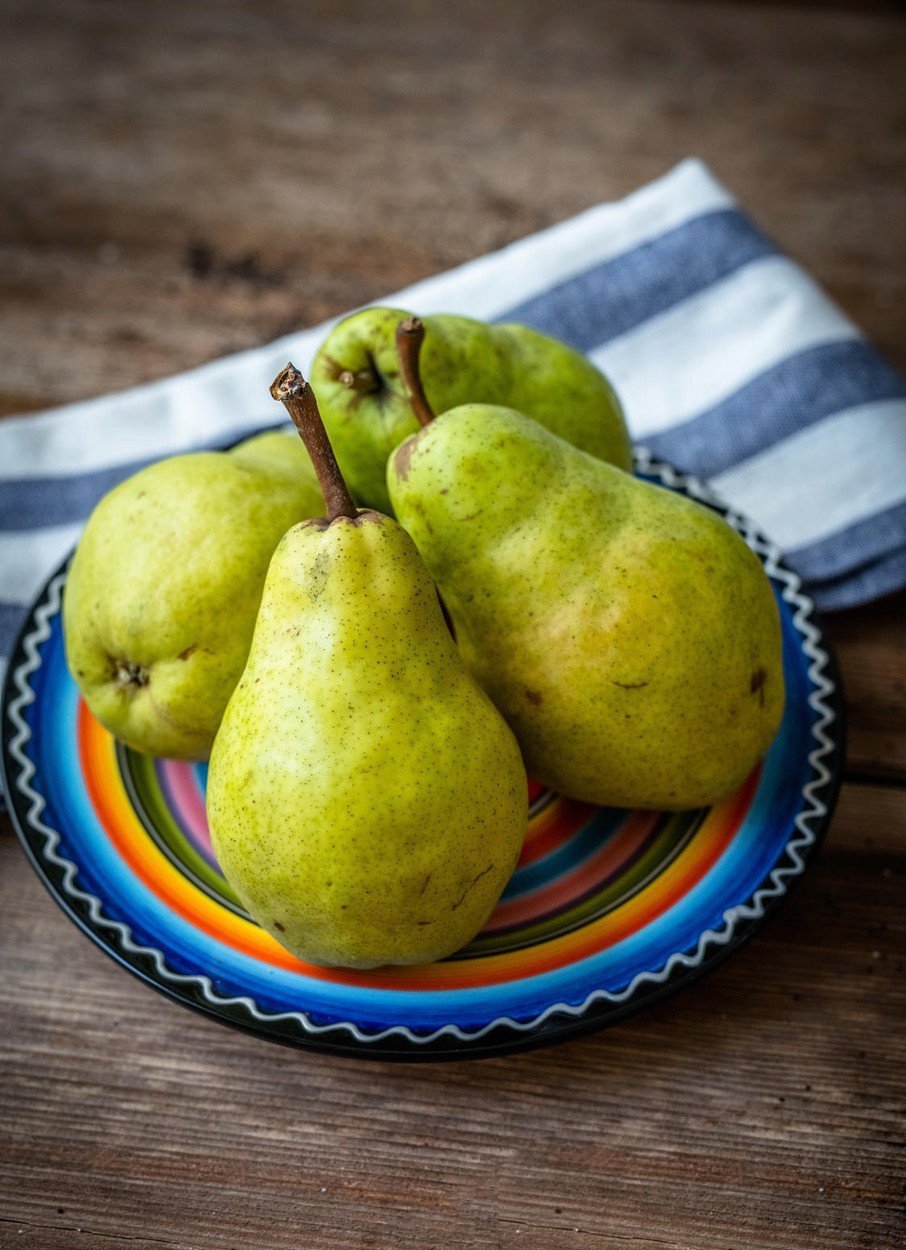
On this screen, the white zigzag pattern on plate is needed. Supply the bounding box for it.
[6,456,839,1047]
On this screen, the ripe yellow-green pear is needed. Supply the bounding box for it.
[64,430,326,759]
[387,320,784,811]
[311,307,632,512]
[206,366,528,969]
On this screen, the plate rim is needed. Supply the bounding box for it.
[0,451,846,1061]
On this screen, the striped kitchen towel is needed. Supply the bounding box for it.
[2,158,905,706]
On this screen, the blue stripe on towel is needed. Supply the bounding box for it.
[642,340,906,479]
[812,547,906,612]
[501,209,775,351]
[0,424,270,532]
[0,602,26,660]
[788,499,906,585]
[0,459,156,531]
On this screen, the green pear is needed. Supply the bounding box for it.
[64,430,327,760]
[386,331,784,810]
[310,306,631,512]
[206,365,528,968]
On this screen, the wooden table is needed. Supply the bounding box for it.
[2,2,903,1247]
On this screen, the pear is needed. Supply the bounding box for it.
[386,322,784,811]
[64,430,326,759]
[311,306,631,512]
[205,365,528,968]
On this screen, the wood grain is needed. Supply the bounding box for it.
[1,0,905,412]
[1,2,904,1247]
[826,592,906,783]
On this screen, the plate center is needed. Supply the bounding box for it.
[119,745,699,957]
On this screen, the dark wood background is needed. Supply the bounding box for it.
[1,2,904,1247]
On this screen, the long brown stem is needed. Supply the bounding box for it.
[269,363,358,521]
[395,316,436,428]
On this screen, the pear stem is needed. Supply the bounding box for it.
[269,363,358,522]
[395,316,436,428]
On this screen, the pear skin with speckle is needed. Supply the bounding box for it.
[388,405,785,811]
[310,307,631,513]
[63,432,329,760]
[205,512,528,969]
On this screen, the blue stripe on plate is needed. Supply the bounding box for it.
[503,806,626,900]
[643,340,906,479]
[499,208,776,351]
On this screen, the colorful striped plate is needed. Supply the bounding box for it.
[1,454,844,1060]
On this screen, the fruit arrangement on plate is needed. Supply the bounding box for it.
[5,307,841,1057]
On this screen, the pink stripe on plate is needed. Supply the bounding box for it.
[158,760,215,858]
[485,811,658,933]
